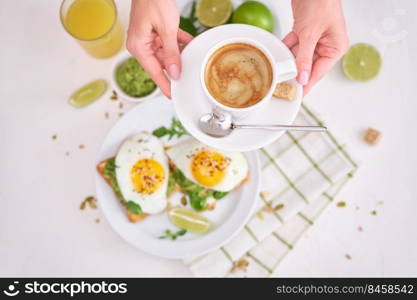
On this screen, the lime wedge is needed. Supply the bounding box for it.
[68,79,107,107]
[196,0,232,28]
[342,43,382,81]
[168,207,210,233]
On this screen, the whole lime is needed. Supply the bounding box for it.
[231,1,274,32]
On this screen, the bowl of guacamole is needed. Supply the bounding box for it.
[112,51,159,102]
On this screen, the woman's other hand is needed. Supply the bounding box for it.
[283,0,349,94]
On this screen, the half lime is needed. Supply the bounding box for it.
[196,0,233,28]
[342,43,382,81]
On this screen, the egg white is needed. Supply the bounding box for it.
[166,138,248,192]
[115,132,168,214]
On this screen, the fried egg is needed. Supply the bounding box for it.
[166,138,248,192]
[115,132,168,214]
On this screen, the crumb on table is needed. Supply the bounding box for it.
[273,82,296,101]
[364,128,381,145]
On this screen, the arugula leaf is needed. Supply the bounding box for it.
[125,200,142,214]
[177,229,187,236]
[104,158,125,201]
[166,171,176,197]
[158,229,187,240]
[152,118,188,140]
[180,16,197,36]
[152,127,168,138]
[172,168,227,211]
[189,191,207,210]
[179,1,197,36]
[213,191,229,200]
[104,159,146,216]
[189,0,196,23]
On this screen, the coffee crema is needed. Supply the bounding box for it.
[204,43,273,108]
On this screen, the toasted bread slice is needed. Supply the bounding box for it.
[96,158,147,223]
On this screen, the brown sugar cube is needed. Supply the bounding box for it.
[273,82,296,101]
[364,128,382,145]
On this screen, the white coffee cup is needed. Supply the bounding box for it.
[200,37,297,119]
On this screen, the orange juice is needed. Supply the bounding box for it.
[61,0,123,58]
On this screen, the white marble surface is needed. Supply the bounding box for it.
[0,0,416,277]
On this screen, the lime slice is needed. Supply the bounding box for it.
[342,43,382,81]
[68,79,107,107]
[196,0,232,28]
[168,207,210,233]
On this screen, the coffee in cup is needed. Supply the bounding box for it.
[204,42,273,109]
[201,37,297,119]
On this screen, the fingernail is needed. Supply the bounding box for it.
[298,71,309,85]
[168,64,180,80]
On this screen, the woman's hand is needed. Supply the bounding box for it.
[127,0,193,98]
[283,0,349,94]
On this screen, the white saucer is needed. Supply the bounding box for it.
[95,96,260,259]
[172,24,302,152]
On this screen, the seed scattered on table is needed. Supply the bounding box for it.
[119,102,123,109]
[371,210,377,216]
[274,203,284,211]
[79,144,85,149]
[95,218,100,223]
[231,259,250,273]
[364,128,382,145]
[110,90,118,100]
[52,134,57,140]
[260,191,270,199]
[118,112,124,118]
[105,112,109,119]
[357,226,364,232]
[65,151,70,156]
[345,254,352,260]
[336,201,346,207]
[80,196,97,210]
[257,211,265,220]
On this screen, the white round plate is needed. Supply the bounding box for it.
[172,24,302,152]
[95,96,260,259]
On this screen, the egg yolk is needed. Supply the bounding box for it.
[191,151,227,187]
[130,158,165,194]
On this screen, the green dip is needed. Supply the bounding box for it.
[115,57,156,97]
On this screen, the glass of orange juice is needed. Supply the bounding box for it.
[60,0,124,59]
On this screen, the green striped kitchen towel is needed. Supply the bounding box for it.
[184,104,358,277]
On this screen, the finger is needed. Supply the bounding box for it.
[151,35,163,53]
[303,56,337,95]
[292,44,319,61]
[290,44,299,57]
[282,31,298,49]
[143,57,172,98]
[296,33,319,86]
[134,47,172,98]
[178,29,194,44]
[159,29,182,80]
